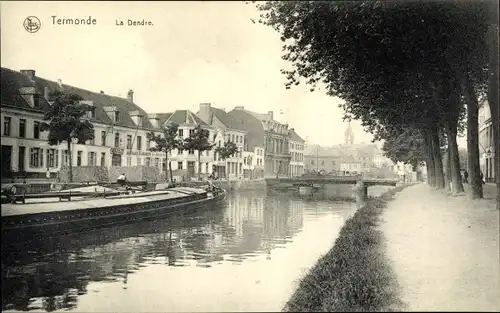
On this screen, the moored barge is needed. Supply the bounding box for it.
[1,186,226,241]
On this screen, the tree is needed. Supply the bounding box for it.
[381,128,426,171]
[40,90,94,182]
[182,125,215,180]
[256,1,494,202]
[215,141,239,160]
[215,141,239,178]
[147,122,182,183]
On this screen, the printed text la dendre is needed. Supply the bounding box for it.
[51,16,154,26]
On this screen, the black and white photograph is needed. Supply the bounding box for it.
[1,1,499,312]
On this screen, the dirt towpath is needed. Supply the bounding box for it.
[379,183,500,311]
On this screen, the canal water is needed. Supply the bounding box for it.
[2,191,358,312]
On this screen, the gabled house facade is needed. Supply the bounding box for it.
[0,67,165,180]
[196,103,250,179]
[228,107,290,177]
[150,109,217,181]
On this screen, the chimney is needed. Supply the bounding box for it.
[198,103,211,124]
[44,86,50,100]
[20,69,35,81]
[234,106,244,110]
[127,89,134,102]
[57,79,63,89]
[290,128,294,132]
[100,90,105,94]
[268,110,273,120]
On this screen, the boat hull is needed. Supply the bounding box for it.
[2,189,227,242]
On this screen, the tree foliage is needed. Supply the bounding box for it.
[382,128,425,169]
[215,141,239,160]
[40,90,94,182]
[257,0,493,198]
[40,91,94,145]
[182,125,215,180]
[147,122,182,182]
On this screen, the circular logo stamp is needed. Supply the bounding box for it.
[23,16,41,33]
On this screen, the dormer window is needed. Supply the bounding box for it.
[137,116,143,127]
[87,107,96,119]
[33,95,40,108]
[115,111,120,122]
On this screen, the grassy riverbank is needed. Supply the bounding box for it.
[283,184,411,312]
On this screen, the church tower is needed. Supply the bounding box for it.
[344,122,354,145]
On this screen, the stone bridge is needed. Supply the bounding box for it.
[265,176,399,201]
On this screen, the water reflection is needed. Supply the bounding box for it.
[2,191,355,312]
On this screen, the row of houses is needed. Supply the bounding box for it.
[0,67,306,181]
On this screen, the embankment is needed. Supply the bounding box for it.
[283,184,411,312]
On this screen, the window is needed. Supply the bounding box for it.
[137,157,142,165]
[189,129,195,136]
[127,135,132,150]
[146,138,151,150]
[55,150,59,167]
[101,131,106,146]
[205,163,209,173]
[115,111,120,122]
[47,149,58,168]
[33,121,40,139]
[179,129,184,137]
[155,158,160,168]
[178,162,183,170]
[114,133,120,147]
[89,135,94,145]
[127,156,132,167]
[3,116,11,136]
[30,148,43,167]
[311,160,315,165]
[88,152,96,166]
[33,95,40,108]
[189,149,194,155]
[137,116,143,127]
[101,152,106,166]
[62,150,69,166]
[19,119,26,138]
[89,107,96,118]
[231,134,235,142]
[77,151,82,166]
[178,148,184,155]
[137,136,142,150]
[145,157,151,166]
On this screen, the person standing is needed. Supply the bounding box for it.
[463,170,469,184]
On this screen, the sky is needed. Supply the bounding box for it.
[1,1,465,148]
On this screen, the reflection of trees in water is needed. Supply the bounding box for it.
[1,193,313,312]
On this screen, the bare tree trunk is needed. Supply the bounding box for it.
[169,162,174,185]
[67,140,73,183]
[198,152,201,181]
[463,76,484,199]
[423,132,436,187]
[487,1,500,209]
[165,152,169,182]
[430,126,445,189]
[444,148,452,193]
[445,122,465,194]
